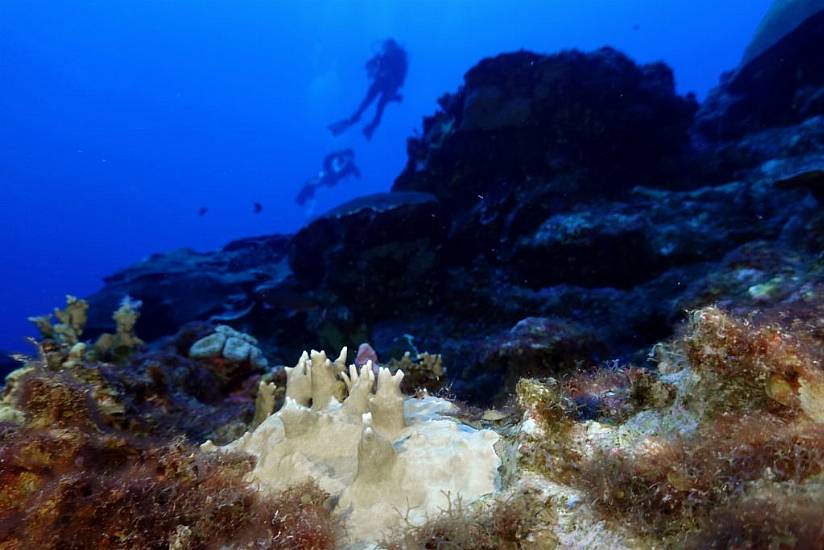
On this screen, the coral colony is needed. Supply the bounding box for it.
[4,3,824,548]
[204,348,500,545]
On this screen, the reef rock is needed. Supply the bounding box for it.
[393,47,698,210]
[741,0,824,65]
[697,7,824,140]
[85,235,292,341]
[289,191,446,319]
[0,352,339,549]
[773,156,824,202]
[473,317,604,392]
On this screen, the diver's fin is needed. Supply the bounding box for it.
[329,119,352,136]
[296,184,315,205]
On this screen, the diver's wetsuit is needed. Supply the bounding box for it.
[329,39,407,140]
[296,149,361,205]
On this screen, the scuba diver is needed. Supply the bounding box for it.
[329,39,408,140]
[296,149,361,206]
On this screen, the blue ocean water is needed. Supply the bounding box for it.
[0,0,770,353]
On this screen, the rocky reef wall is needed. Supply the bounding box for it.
[81,8,824,407]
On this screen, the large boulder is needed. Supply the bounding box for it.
[696,8,824,140]
[773,156,824,202]
[741,0,824,65]
[85,235,292,341]
[393,47,698,211]
[472,316,606,397]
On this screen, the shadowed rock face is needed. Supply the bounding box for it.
[697,8,824,141]
[85,37,824,404]
[741,0,824,65]
[85,235,292,342]
[774,158,824,202]
[393,47,699,211]
[288,192,446,320]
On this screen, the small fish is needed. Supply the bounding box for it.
[253,202,263,214]
[197,207,208,216]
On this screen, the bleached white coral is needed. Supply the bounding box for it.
[251,379,277,428]
[369,367,405,436]
[189,325,268,368]
[204,347,500,546]
[340,361,375,416]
